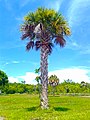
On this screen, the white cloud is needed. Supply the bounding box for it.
[18,72,37,84]
[8,67,90,84]
[8,72,37,84]
[8,77,19,83]
[49,67,90,83]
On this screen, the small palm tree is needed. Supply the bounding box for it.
[49,75,59,86]
[20,7,71,109]
[49,75,59,96]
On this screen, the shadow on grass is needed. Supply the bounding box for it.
[53,107,70,111]
[26,106,70,112]
[26,106,39,111]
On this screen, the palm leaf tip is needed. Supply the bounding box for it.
[21,33,29,40]
[47,43,54,54]
[35,41,41,50]
[26,41,34,51]
[21,24,35,40]
[55,36,66,47]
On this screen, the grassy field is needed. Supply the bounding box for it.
[0,94,90,120]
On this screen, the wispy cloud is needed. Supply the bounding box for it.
[66,39,80,50]
[2,60,39,68]
[15,17,23,21]
[64,0,90,56]
[72,45,90,55]
[65,37,90,55]
[79,46,90,55]
[67,0,90,27]
[20,0,31,7]
[0,41,25,50]
[45,0,63,12]
[12,61,20,64]
[3,61,20,66]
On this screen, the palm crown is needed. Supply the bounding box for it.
[20,7,71,54]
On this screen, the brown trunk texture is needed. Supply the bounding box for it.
[40,46,49,109]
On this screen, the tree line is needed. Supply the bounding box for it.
[0,70,90,95]
[0,81,90,95]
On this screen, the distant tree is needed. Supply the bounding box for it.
[0,70,8,86]
[63,79,74,84]
[49,75,59,86]
[81,81,87,87]
[49,75,59,95]
[86,83,90,89]
[62,79,75,93]
[20,7,71,109]
[21,80,26,84]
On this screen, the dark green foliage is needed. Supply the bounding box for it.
[0,70,8,86]
[3,83,36,94]
[48,81,90,95]
[0,76,90,95]
[0,70,9,94]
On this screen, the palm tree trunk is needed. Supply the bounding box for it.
[40,46,49,109]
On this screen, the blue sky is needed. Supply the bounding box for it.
[0,0,90,84]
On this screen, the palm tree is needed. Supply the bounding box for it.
[49,75,59,86]
[20,7,71,109]
[49,75,59,96]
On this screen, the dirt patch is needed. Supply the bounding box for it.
[81,96,90,98]
[0,117,4,120]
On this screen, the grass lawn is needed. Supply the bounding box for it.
[0,94,90,120]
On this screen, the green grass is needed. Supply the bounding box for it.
[0,94,90,120]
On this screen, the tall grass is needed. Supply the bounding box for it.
[0,94,90,120]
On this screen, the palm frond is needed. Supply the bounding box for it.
[47,42,54,54]
[26,41,34,51]
[20,7,71,53]
[21,33,30,40]
[35,41,41,50]
[21,24,35,40]
[54,36,66,47]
